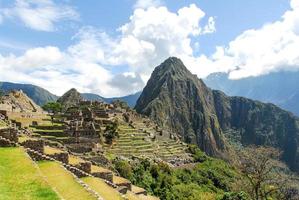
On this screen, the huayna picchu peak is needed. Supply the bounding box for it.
[135,57,299,172]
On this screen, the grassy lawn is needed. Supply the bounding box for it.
[38,161,96,200]
[81,177,123,200]
[0,147,59,200]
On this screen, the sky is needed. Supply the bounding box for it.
[0,0,298,97]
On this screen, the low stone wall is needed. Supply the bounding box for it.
[0,136,16,147]
[87,154,110,166]
[64,164,89,178]
[31,125,65,130]
[0,128,18,142]
[73,161,91,174]
[47,152,69,164]
[34,131,69,137]
[115,181,132,191]
[66,144,93,153]
[22,140,44,153]
[27,149,52,161]
[92,171,113,182]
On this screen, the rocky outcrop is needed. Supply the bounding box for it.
[57,88,83,110]
[135,57,227,158]
[135,57,299,172]
[0,90,43,113]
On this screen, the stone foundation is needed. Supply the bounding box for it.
[92,171,113,182]
[47,152,69,164]
[0,128,18,143]
[73,161,92,174]
[0,136,16,147]
[22,140,44,153]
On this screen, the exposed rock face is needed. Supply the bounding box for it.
[135,57,227,158]
[0,82,58,106]
[57,88,83,110]
[0,90,43,113]
[135,57,299,172]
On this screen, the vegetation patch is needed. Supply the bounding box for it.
[0,147,59,200]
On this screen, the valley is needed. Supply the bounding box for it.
[0,57,298,200]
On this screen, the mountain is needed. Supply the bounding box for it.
[135,57,299,172]
[0,82,58,106]
[0,90,43,113]
[82,92,141,108]
[81,93,104,102]
[204,72,299,116]
[57,88,83,110]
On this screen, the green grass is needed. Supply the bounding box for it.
[38,161,96,200]
[0,120,7,128]
[81,177,123,200]
[0,147,59,200]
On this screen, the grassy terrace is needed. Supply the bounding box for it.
[126,192,160,200]
[81,177,123,200]
[0,120,7,128]
[113,175,131,185]
[0,147,59,200]
[109,124,187,159]
[44,146,64,155]
[18,135,38,143]
[69,155,85,165]
[38,161,96,200]
[91,165,111,173]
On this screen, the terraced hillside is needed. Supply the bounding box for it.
[108,122,190,162]
[2,127,160,200]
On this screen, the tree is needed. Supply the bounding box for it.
[237,146,297,200]
[112,99,129,109]
[42,102,62,124]
[104,121,119,144]
[42,102,62,114]
[114,159,132,179]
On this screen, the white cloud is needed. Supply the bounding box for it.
[0,3,216,97]
[134,0,163,9]
[9,0,299,96]
[100,4,214,82]
[1,0,79,31]
[189,0,299,79]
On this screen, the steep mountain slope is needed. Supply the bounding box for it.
[0,90,43,112]
[204,72,299,116]
[57,88,83,110]
[135,57,228,157]
[135,57,299,172]
[0,82,58,106]
[81,93,104,102]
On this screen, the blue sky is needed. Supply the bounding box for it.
[0,0,298,97]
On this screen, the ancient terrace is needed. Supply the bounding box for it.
[0,90,191,200]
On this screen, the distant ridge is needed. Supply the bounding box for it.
[204,71,299,116]
[0,81,141,107]
[0,82,58,106]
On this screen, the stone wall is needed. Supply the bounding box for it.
[87,154,110,166]
[73,161,91,174]
[115,181,132,191]
[0,128,18,142]
[22,140,45,153]
[92,171,113,182]
[0,136,16,147]
[47,152,69,164]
